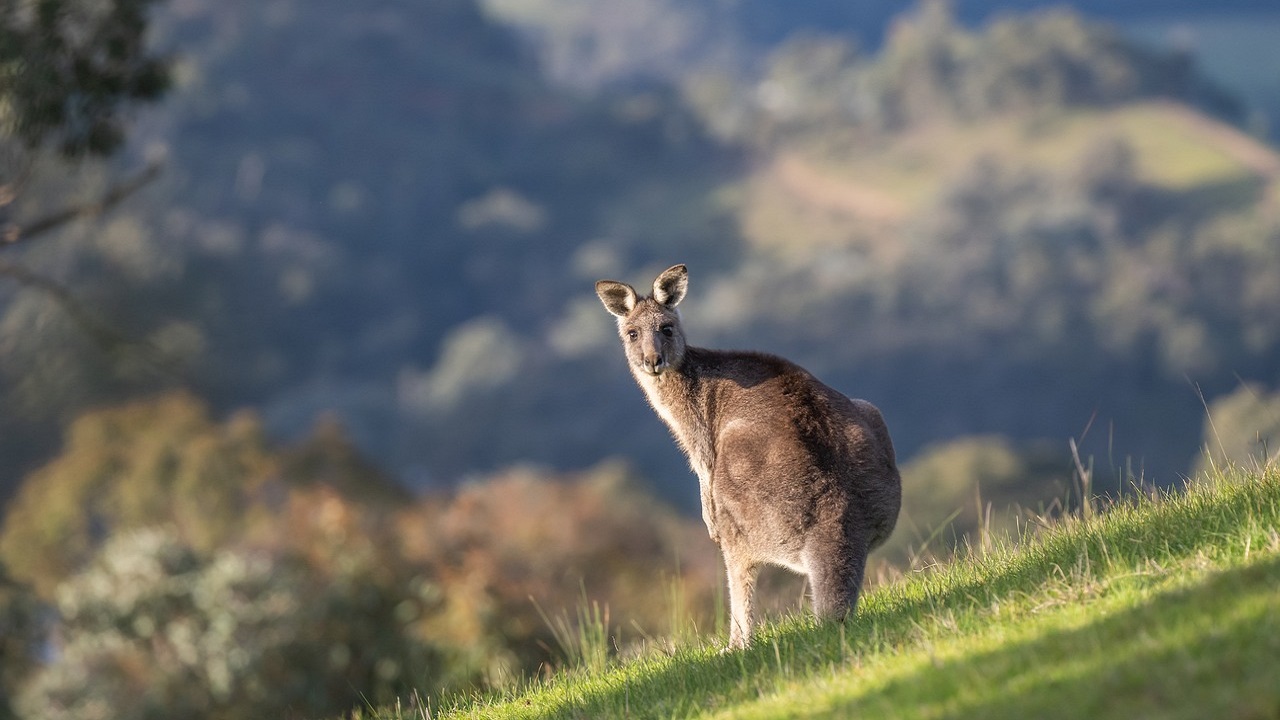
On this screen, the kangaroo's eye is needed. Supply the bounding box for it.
[660,325,674,337]
[627,329,639,341]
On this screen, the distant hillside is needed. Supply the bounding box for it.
[480,0,1280,141]
[479,0,1273,88]
[737,101,1277,239]
[4,0,1280,516]
[666,4,1280,489]
[0,0,739,500]
[447,3,1280,499]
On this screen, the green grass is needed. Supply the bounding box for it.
[740,101,1278,257]
[801,101,1268,205]
[364,467,1280,719]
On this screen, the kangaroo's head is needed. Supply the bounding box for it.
[596,264,689,378]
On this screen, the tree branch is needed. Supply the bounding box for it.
[0,258,131,351]
[1,161,163,247]
[0,256,187,382]
[0,260,189,390]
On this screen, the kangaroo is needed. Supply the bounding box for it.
[596,264,901,649]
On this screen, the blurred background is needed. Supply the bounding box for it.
[3,0,1280,716]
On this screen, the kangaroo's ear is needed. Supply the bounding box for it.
[652,264,688,308]
[596,280,638,318]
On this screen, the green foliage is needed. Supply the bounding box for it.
[15,528,440,720]
[0,0,170,156]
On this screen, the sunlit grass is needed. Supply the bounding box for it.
[773,101,1270,223]
[734,100,1278,261]
[1105,103,1258,188]
[361,465,1280,719]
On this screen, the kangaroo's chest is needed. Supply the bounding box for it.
[639,376,715,483]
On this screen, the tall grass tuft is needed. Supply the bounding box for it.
[531,584,612,674]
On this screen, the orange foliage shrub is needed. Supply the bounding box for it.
[397,463,723,672]
[0,392,408,597]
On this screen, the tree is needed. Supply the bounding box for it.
[1,0,171,335]
[0,392,408,597]
[2,0,171,237]
[1,0,169,156]
[0,1,174,496]
[4,8,256,699]
[14,528,441,720]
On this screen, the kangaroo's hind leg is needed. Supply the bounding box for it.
[805,539,868,621]
[723,548,760,650]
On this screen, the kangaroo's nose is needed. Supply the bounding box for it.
[644,354,665,373]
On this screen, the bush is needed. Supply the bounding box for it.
[0,392,407,598]
[16,528,439,720]
[395,463,723,674]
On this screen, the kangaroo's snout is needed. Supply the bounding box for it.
[640,334,667,375]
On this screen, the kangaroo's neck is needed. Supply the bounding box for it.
[633,348,718,483]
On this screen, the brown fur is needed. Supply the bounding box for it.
[596,264,901,648]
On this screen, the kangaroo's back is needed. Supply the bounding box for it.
[595,264,902,649]
[687,348,900,558]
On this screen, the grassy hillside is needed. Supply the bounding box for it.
[364,466,1280,719]
[739,101,1280,255]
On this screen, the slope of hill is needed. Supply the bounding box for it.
[734,100,1280,262]
[381,467,1280,719]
